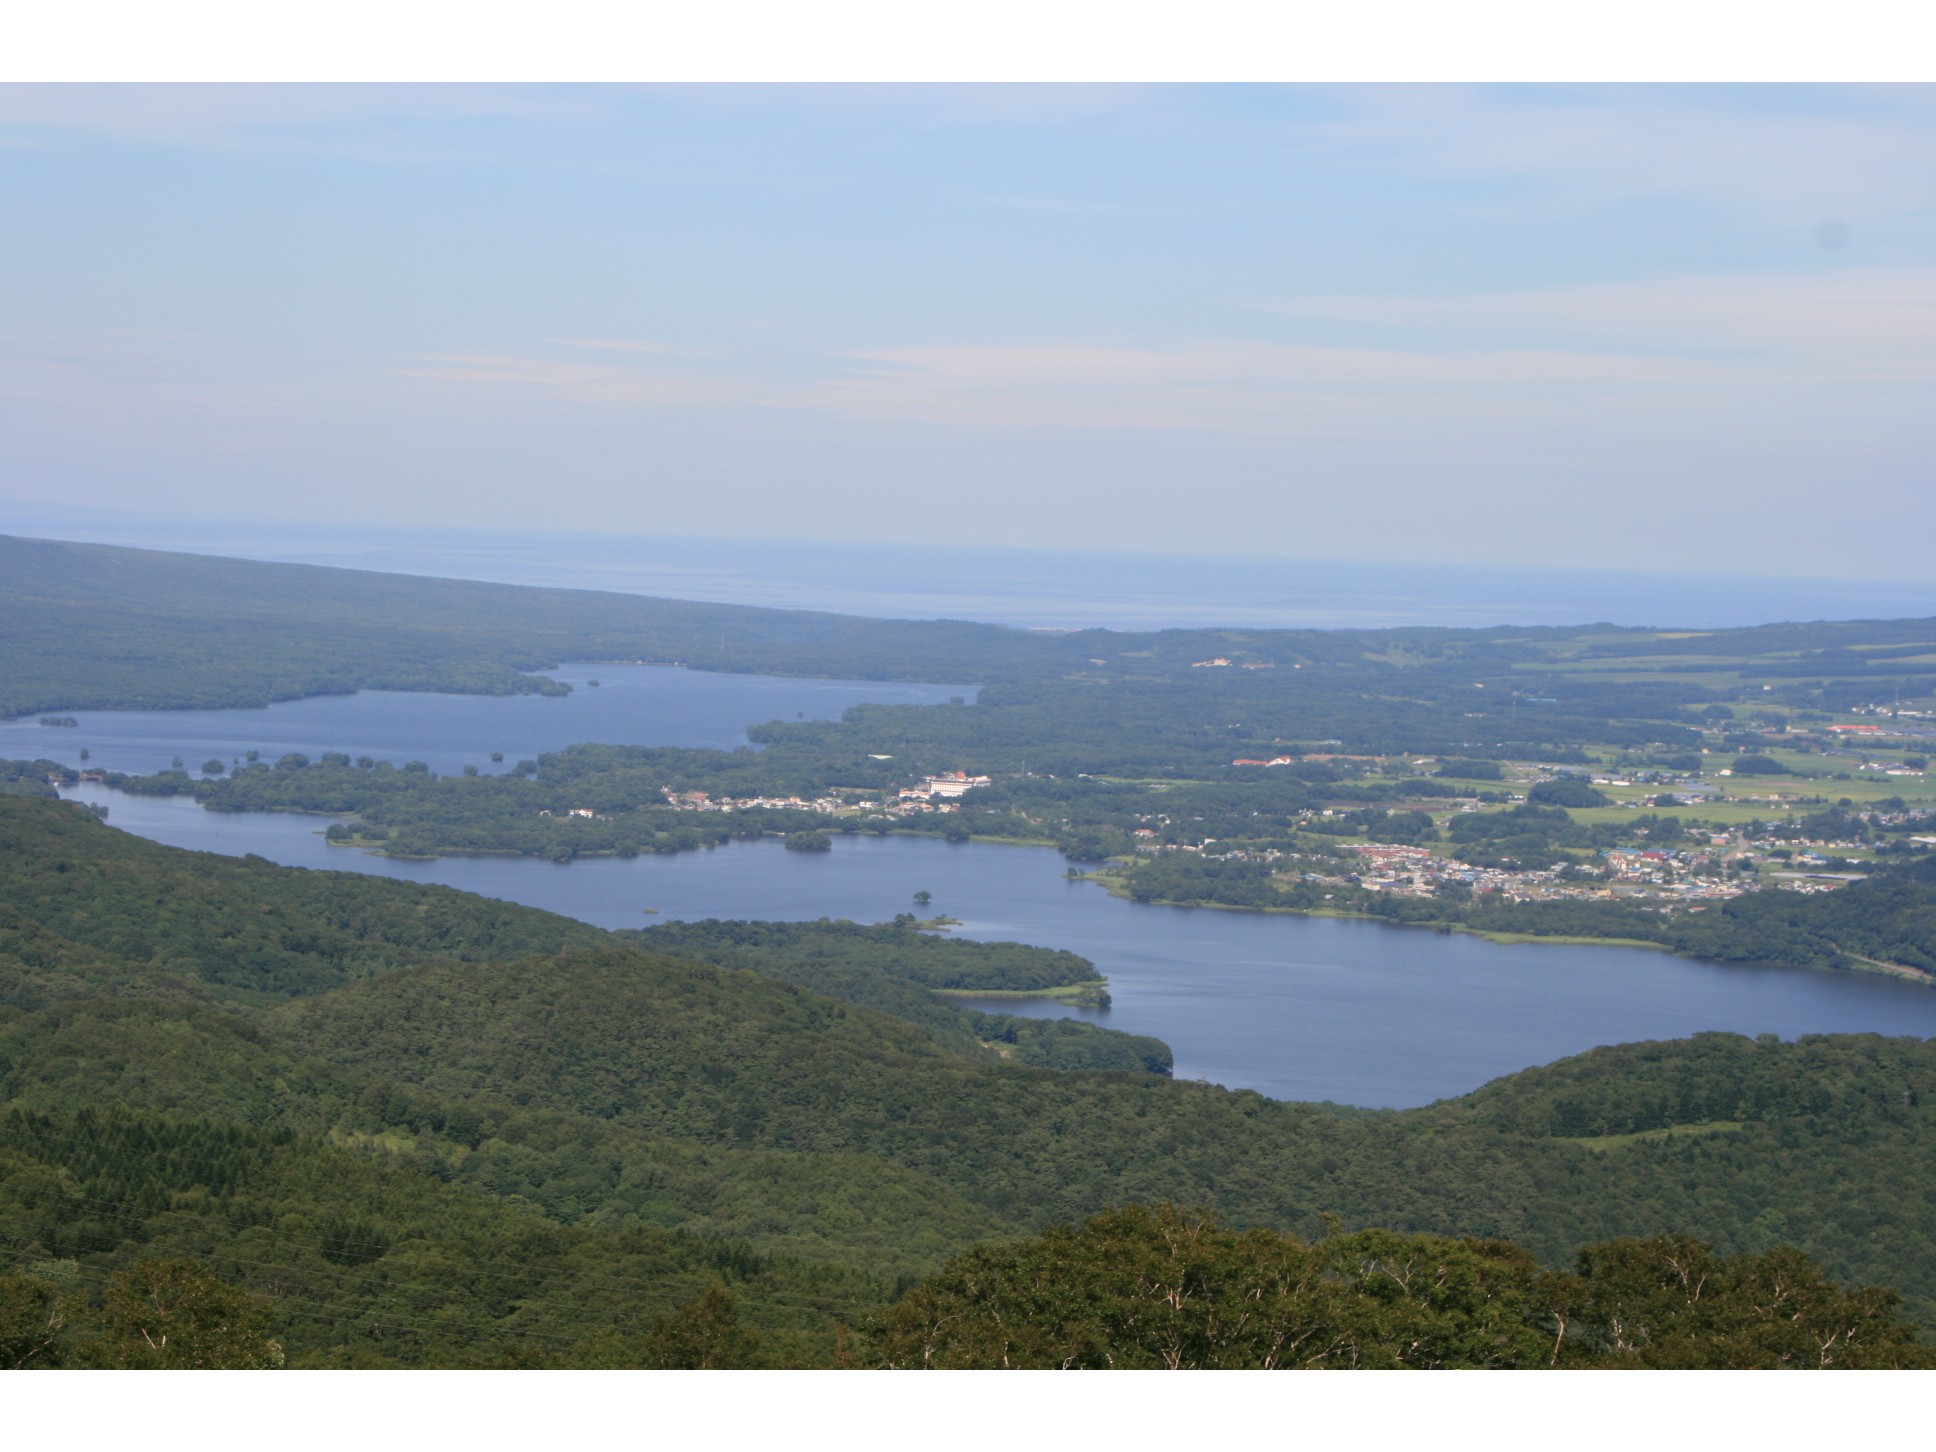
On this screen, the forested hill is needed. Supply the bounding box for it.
[0,534,1044,713]
[0,792,611,1006]
[5,793,1936,1367]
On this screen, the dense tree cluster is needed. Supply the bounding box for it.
[5,797,1936,1370]
[2,1256,284,1370]
[0,1107,818,1367]
[630,920,1164,1072]
[0,760,73,800]
[878,1204,1929,1369]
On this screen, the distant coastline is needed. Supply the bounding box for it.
[10,513,1936,633]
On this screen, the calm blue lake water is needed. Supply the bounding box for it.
[61,783,1936,1110]
[19,648,1936,1109]
[3,662,973,779]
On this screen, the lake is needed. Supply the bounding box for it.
[3,661,974,778]
[59,780,1936,1111]
[27,664,1936,1111]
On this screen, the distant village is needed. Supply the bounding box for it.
[1206,705,1933,907]
[512,693,1936,911]
[628,730,1935,910]
[658,772,994,819]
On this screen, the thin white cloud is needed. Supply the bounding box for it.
[0,83,589,151]
[1261,268,1936,379]
[1313,86,1936,233]
[0,81,1142,153]
[0,328,331,455]
[783,339,1733,433]
[394,352,746,408]
[8,83,1931,254]
[543,337,684,355]
[651,83,1148,127]
[390,266,1936,443]
[951,190,1128,214]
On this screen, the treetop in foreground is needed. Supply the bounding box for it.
[877,1204,1932,1370]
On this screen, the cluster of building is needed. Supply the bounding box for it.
[1231,753,1387,769]
[653,772,994,821]
[1325,842,1749,905]
[656,787,850,815]
[876,772,994,815]
[1138,816,1901,907]
[1845,704,1933,722]
[899,772,992,800]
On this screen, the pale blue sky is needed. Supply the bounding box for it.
[3,83,1933,577]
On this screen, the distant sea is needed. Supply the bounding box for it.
[11,513,1936,633]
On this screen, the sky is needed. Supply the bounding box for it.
[3,80,1934,579]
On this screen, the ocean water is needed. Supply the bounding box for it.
[11,514,1936,632]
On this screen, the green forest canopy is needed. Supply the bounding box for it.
[7,537,1936,1366]
[4,796,1936,1366]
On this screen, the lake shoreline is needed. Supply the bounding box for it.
[934,982,1111,1007]
[127,795,1936,994]
[64,779,1936,1107]
[1076,866,1936,991]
